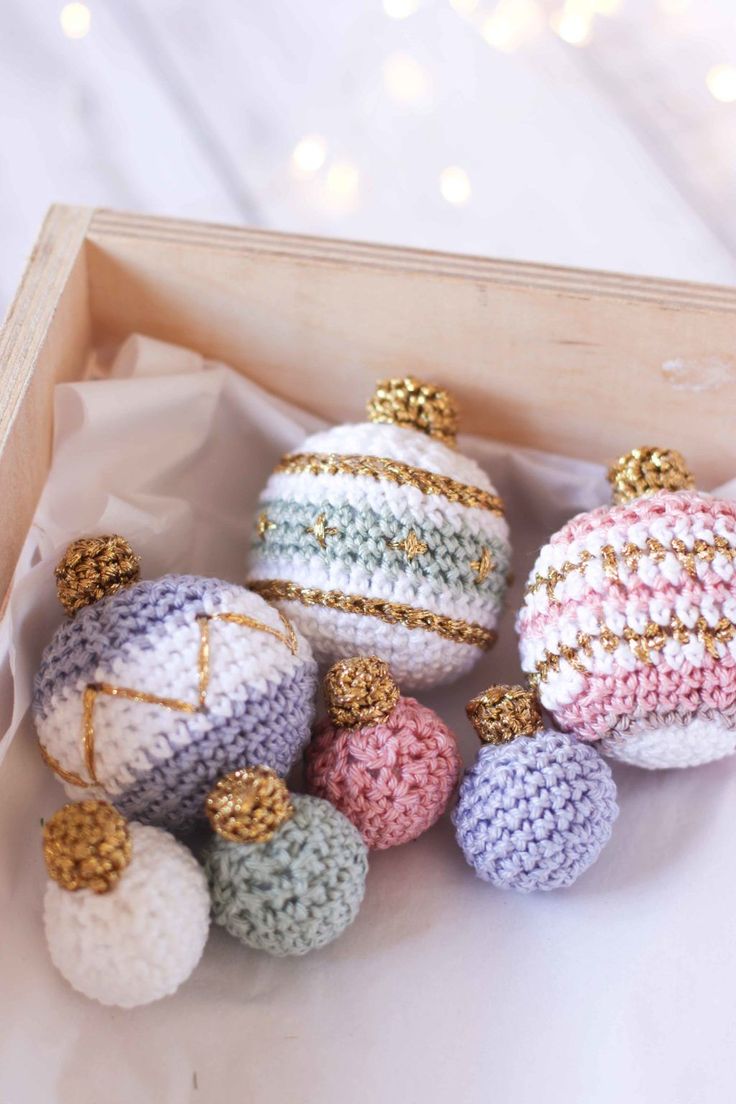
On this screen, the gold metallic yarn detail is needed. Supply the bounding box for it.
[273,452,505,514]
[470,546,494,583]
[525,535,736,603]
[324,656,400,728]
[55,536,140,616]
[256,512,276,540]
[608,446,695,505]
[43,799,131,894]
[206,767,294,844]
[387,529,428,562]
[40,609,299,790]
[249,579,496,650]
[367,377,459,447]
[530,615,736,686]
[466,685,543,745]
[305,513,339,549]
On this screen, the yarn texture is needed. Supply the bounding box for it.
[34,575,317,829]
[518,489,736,768]
[248,416,511,689]
[205,795,368,956]
[452,731,618,891]
[306,696,462,849]
[44,823,210,1007]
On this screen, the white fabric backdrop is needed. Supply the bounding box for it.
[2,336,735,1103]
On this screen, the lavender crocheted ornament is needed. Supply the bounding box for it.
[204,768,368,956]
[34,536,317,831]
[452,686,618,891]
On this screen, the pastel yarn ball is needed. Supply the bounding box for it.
[205,795,368,955]
[517,489,736,768]
[306,696,462,849]
[248,420,511,690]
[452,731,618,891]
[44,823,210,1007]
[34,575,317,830]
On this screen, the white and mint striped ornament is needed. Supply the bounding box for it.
[248,378,511,689]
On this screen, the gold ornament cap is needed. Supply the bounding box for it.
[55,535,140,616]
[466,685,544,746]
[367,377,459,447]
[608,447,695,506]
[43,799,132,894]
[324,656,400,728]
[206,767,294,844]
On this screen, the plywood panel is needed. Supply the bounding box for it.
[0,206,93,597]
[87,209,736,486]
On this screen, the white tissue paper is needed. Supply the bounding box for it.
[2,335,736,1104]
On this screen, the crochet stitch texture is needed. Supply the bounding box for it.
[517,489,736,768]
[44,823,210,1007]
[248,420,511,689]
[452,731,618,891]
[205,795,368,955]
[34,575,317,829]
[306,696,462,849]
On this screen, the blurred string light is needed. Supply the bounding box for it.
[550,0,595,46]
[383,52,431,104]
[439,166,472,205]
[383,0,421,18]
[449,0,479,13]
[325,161,360,202]
[706,64,736,103]
[60,2,91,39]
[482,0,543,53]
[291,135,328,176]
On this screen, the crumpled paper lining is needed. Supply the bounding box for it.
[2,335,736,1104]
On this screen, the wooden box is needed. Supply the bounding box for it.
[1,204,735,603]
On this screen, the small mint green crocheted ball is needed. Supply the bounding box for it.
[204,794,368,956]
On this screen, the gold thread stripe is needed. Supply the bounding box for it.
[39,609,299,790]
[525,535,736,602]
[530,615,736,686]
[248,579,496,650]
[274,452,505,514]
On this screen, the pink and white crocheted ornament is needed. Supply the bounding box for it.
[305,656,462,848]
[517,447,736,769]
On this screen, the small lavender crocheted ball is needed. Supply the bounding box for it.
[34,538,318,831]
[205,790,368,956]
[43,802,210,1008]
[453,687,618,892]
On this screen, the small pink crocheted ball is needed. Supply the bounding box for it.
[305,656,462,849]
[518,447,736,769]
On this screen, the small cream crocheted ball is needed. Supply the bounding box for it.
[44,807,210,1008]
[248,378,511,690]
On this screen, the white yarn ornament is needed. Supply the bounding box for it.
[248,378,511,690]
[43,803,210,1008]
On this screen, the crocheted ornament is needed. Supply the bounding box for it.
[43,800,209,1007]
[452,686,618,891]
[247,377,511,689]
[204,768,368,955]
[34,536,318,830]
[518,446,736,769]
[305,656,462,849]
